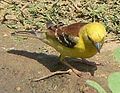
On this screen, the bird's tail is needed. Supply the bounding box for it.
[11,21,64,45]
[11,30,50,45]
[11,30,41,39]
[11,21,56,39]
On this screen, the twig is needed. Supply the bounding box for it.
[31,70,71,82]
[20,2,30,11]
[0,0,12,4]
[105,38,120,43]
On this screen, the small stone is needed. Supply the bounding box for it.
[118,65,120,68]
[16,86,21,91]
[3,34,8,37]
[38,71,41,74]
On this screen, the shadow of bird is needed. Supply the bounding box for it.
[7,49,97,76]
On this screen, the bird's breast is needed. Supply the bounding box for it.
[46,35,98,58]
[65,39,98,58]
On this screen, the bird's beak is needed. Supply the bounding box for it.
[94,42,102,53]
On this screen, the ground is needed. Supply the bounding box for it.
[0,24,120,93]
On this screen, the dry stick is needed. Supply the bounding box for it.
[20,2,30,11]
[16,2,30,20]
[105,38,120,43]
[1,0,12,4]
[32,70,71,82]
[17,2,30,18]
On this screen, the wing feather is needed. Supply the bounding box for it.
[46,22,86,48]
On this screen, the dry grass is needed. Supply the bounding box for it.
[0,0,120,36]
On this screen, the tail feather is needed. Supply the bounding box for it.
[11,31,39,39]
[11,30,50,45]
[11,21,65,45]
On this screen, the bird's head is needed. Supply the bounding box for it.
[82,22,106,53]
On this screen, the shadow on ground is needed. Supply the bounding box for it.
[7,50,97,76]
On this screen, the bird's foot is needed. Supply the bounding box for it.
[59,59,82,77]
[31,70,71,82]
[71,68,82,77]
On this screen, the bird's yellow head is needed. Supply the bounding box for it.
[81,22,106,52]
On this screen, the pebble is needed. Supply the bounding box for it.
[16,86,21,91]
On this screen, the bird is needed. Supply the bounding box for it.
[11,21,106,80]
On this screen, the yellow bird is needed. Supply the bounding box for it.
[12,21,106,79]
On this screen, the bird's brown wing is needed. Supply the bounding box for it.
[60,22,86,36]
[46,22,86,48]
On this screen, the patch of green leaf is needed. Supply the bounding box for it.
[86,72,120,93]
[86,80,107,93]
[108,72,120,93]
[113,47,120,63]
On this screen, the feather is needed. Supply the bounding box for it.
[46,22,86,48]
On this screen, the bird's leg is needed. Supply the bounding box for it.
[31,55,82,82]
[31,55,72,82]
[59,55,82,77]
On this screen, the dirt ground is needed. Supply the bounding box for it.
[0,24,120,93]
